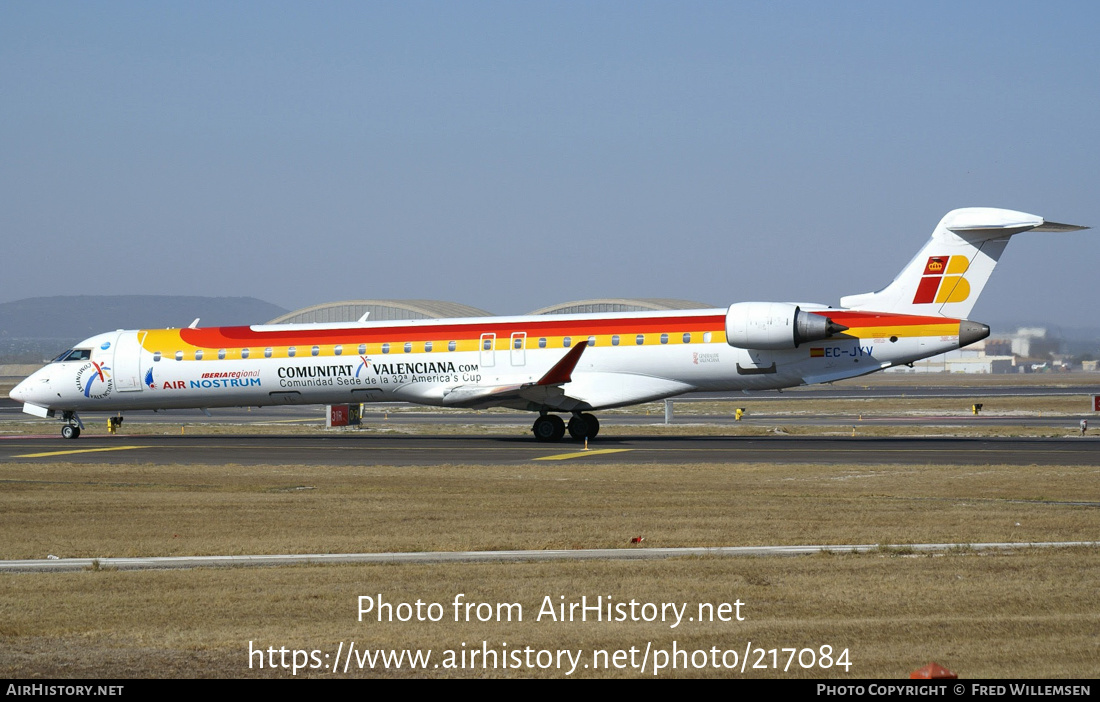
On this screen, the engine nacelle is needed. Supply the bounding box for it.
[725,302,846,350]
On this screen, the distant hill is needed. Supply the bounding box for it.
[0,296,288,362]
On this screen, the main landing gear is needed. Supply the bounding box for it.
[60,411,83,439]
[568,412,599,441]
[532,414,565,442]
[531,412,600,442]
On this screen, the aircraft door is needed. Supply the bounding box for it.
[112,331,145,392]
[510,332,526,366]
[480,333,496,367]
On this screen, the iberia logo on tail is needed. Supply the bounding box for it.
[913,255,970,304]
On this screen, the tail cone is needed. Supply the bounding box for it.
[959,320,990,347]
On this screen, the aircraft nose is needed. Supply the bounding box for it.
[10,369,50,404]
[9,378,30,403]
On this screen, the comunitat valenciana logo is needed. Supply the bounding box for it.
[75,361,113,399]
[912,255,971,304]
[356,356,371,378]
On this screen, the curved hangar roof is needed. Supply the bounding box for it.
[527,298,712,315]
[267,298,714,325]
[267,300,494,324]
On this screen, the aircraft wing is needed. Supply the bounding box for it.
[441,342,588,409]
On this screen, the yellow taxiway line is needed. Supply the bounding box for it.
[13,446,151,458]
[534,448,633,461]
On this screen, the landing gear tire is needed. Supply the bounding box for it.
[567,413,600,440]
[532,414,566,442]
[61,425,81,440]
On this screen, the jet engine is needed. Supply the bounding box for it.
[725,302,847,350]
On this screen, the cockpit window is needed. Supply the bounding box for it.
[51,348,91,363]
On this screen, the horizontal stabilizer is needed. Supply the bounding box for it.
[1029,221,1089,233]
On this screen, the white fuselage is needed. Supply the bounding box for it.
[11,306,967,416]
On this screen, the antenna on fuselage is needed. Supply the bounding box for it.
[188,318,200,329]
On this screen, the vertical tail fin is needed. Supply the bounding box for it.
[840,208,1087,318]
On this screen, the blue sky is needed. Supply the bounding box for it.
[2,2,1097,328]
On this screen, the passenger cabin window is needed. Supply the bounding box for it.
[660,333,669,345]
[425,341,433,352]
[195,350,203,360]
[513,337,523,349]
[218,349,226,360]
[448,341,456,352]
[538,338,547,348]
[382,343,390,354]
[636,334,645,345]
[153,351,162,362]
[403,342,412,353]
[288,347,297,357]
[611,335,620,346]
[264,348,273,358]
[241,349,250,359]
[175,351,184,361]
[587,336,596,347]
[563,337,571,348]
[483,338,492,351]
[311,345,320,356]
[683,333,691,344]
[703,332,712,343]
[334,345,343,356]
[358,344,366,355]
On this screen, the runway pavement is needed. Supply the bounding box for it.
[2,432,1097,466]
[3,383,1098,466]
[3,541,1095,573]
[2,392,1096,431]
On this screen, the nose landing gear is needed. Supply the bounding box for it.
[60,411,84,439]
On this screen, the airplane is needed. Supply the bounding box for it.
[9,207,1088,441]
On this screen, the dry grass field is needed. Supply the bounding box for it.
[2,373,1098,678]
[2,461,1098,558]
[2,549,1097,679]
[1,458,1097,678]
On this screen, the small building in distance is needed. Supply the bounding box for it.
[888,327,1079,373]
